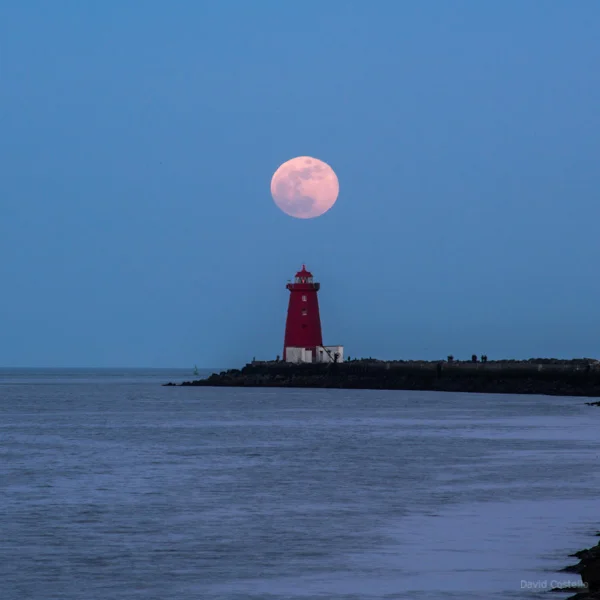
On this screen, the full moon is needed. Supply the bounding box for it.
[270,156,339,219]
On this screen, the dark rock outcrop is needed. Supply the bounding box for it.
[564,539,600,599]
[164,360,600,398]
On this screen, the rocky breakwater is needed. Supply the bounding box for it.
[164,359,600,398]
[560,534,600,599]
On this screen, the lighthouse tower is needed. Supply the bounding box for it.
[283,265,343,364]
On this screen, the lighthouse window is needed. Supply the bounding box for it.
[301,308,307,316]
[302,295,307,302]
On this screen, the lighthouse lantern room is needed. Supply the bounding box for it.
[283,265,344,363]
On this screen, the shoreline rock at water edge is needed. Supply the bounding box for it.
[163,360,600,399]
[562,535,600,599]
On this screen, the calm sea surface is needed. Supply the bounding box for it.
[1,368,598,599]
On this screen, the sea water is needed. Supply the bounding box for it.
[0,368,598,599]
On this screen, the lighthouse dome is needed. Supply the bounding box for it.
[295,264,313,278]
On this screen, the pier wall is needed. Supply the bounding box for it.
[169,359,600,398]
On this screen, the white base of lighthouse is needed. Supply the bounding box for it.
[285,345,344,364]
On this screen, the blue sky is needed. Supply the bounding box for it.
[1,1,600,367]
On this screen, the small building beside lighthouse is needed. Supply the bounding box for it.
[283,265,343,363]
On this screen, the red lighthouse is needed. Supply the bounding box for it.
[283,265,343,363]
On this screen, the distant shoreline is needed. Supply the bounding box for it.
[164,359,600,399]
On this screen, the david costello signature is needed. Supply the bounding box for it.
[521,579,587,590]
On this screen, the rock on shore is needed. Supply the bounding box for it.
[563,537,600,599]
[164,359,600,398]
